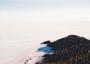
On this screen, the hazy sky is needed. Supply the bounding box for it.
[0,0,90,22]
[0,0,90,10]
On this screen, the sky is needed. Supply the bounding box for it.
[0,0,90,64]
[0,0,90,10]
[0,0,90,22]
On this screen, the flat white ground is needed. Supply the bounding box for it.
[0,22,90,64]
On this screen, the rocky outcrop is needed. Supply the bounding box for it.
[37,35,90,64]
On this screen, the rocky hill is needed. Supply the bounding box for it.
[37,35,90,64]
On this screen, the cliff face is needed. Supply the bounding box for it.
[37,35,90,64]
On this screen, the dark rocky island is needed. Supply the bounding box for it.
[37,35,90,64]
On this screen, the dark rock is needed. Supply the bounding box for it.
[37,35,90,64]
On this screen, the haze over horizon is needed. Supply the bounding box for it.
[0,0,90,22]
